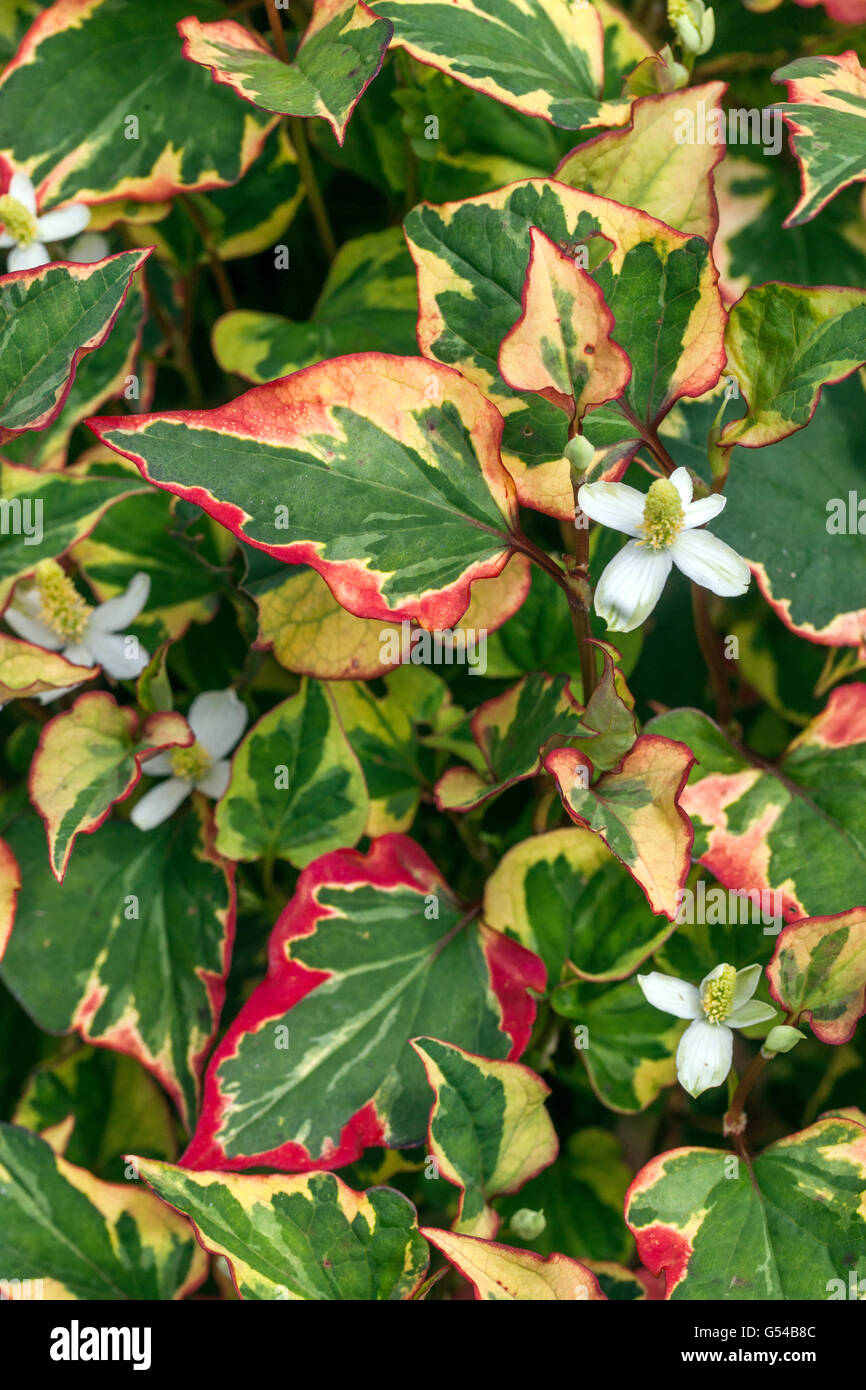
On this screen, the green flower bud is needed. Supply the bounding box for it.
[763,1024,806,1055]
[510,1208,546,1240]
[564,434,595,479]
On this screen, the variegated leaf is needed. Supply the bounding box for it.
[421,1227,604,1299]
[0,836,19,962]
[768,908,866,1044]
[483,827,676,986]
[0,250,148,435]
[182,835,545,1171]
[556,85,726,239]
[213,678,368,866]
[0,0,276,204]
[179,2,392,145]
[89,354,520,631]
[0,1122,207,1299]
[136,1160,428,1300]
[213,228,419,382]
[648,686,866,919]
[0,633,96,703]
[626,1118,866,1299]
[435,672,587,812]
[0,803,235,1126]
[773,51,866,226]
[545,735,695,919]
[721,282,866,448]
[412,1037,557,1237]
[498,226,631,419]
[552,978,679,1112]
[0,462,146,606]
[405,179,725,517]
[31,691,191,882]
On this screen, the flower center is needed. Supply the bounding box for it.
[0,194,38,246]
[640,478,685,551]
[701,964,737,1023]
[35,560,92,642]
[170,742,212,783]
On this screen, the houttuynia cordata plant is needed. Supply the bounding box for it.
[1,0,866,1314]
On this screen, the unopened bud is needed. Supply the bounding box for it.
[565,434,595,479]
[510,1208,546,1240]
[762,1024,805,1056]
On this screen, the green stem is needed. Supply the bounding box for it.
[691,581,731,727]
[179,196,237,313]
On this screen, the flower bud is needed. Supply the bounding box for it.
[564,433,595,479]
[668,0,715,57]
[763,1024,806,1055]
[510,1208,546,1240]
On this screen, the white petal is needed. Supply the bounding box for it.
[676,1019,733,1097]
[0,233,15,248]
[4,606,63,649]
[37,685,78,705]
[670,528,751,597]
[594,541,672,633]
[669,467,693,507]
[9,172,36,214]
[196,759,231,799]
[130,777,191,830]
[682,493,726,528]
[732,962,762,1010]
[189,689,248,758]
[66,231,110,264]
[727,1000,777,1030]
[89,572,151,632]
[60,642,95,667]
[36,203,90,242]
[140,751,177,777]
[637,971,701,1019]
[85,629,150,679]
[8,241,49,271]
[576,481,645,536]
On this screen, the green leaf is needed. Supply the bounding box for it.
[0,462,146,606]
[553,977,679,1113]
[0,804,235,1127]
[412,1036,557,1237]
[214,678,368,866]
[30,691,191,882]
[0,633,96,703]
[372,0,628,131]
[13,1045,177,1179]
[90,353,520,630]
[721,282,866,448]
[0,0,276,203]
[483,827,677,986]
[626,1117,866,1298]
[768,907,866,1043]
[545,734,695,919]
[0,250,148,435]
[648,685,866,920]
[179,3,392,145]
[0,1122,206,1299]
[212,228,419,382]
[137,1160,428,1300]
[183,835,545,1170]
[773,51,866,226]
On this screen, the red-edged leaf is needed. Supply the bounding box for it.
[0,838,20,965]
[89,353,521,630]
[421,1227,605,1299]
[768,908,866,1044]
[182,834,545,1172]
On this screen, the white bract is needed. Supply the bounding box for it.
[4,560,150,701]
[638,963,776,1098]
[131,689,248,830]
[577,466,750,633]
[0,171,92,271]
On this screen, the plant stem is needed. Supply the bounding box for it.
[691,581,731,726]
[265,1,337,261]
[724,1012,798,1135]
[179,196,237,313]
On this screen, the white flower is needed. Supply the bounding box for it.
[4,560,150,701]
[0,170,91,272]
[638,963,777,1098]
[577,466,750,633]
[131,689,248,831]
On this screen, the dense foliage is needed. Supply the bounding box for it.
[1,0,865,1304]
